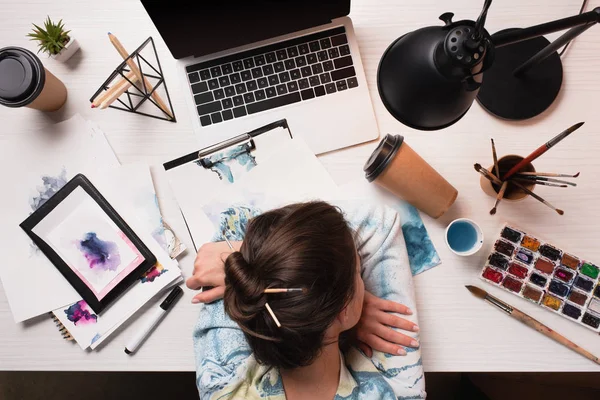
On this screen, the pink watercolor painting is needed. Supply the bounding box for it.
[64,300,97,326]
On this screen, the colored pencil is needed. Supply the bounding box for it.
[511,181,564,215]
[490,181,508,215]
[107,33,174,119]
[514,175,577,187]
[516,172,580,178]
[513,179,568,188]
[91,71,137,108]
[491,138,500,179]
[502,122,584,180]
[466,285,600,365]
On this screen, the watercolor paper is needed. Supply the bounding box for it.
[32,187,144,299]
[50,165,181,349]
[0,115,121,322]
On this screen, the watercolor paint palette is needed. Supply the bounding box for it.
[480,225,600,333]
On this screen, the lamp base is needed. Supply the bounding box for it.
[476,29,563,120]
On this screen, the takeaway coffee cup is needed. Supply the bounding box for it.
[0,46,67,111]
[364,134,458,218]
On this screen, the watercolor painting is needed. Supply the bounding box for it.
[42,193,141,295]
[392,202,441,276]
[29,167,69,212]
[64,300,97,326]
[140,263,168,283]
[76,232,121,272]
[196,143,257,184]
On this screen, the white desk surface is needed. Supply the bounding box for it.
[1,0,600,372]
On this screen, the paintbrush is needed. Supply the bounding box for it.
[474,163,503,186]
[511,181,564,215]
[514,175,577,187]
[503,122,585,180]
[491,138,500,179]
[466,285,600,365]
[516,172,580,178]
[513,179,569,188]
[490,181,508,215]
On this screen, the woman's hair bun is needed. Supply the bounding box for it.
[224,251,265,323]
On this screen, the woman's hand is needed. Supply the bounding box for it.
[185,241,241,304]
[355,291,419,357]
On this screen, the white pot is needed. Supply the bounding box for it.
[50,37,80,62]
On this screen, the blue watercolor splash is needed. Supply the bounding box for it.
[196,144,257,183]
[213,206,261,241]
[64,300,97,326]
[91,333,102,345]
[392,203,441,276]
[140,263,168,283]
[30,167,68,212]
[76,232,121,271]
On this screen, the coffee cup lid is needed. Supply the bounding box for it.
[363,134,404,182]
[0,47,45,108]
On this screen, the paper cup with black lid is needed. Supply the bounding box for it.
[0,46,67,111]
[364,134,458,218]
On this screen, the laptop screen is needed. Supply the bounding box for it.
[141,1,351,59]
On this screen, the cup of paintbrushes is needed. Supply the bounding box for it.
[480,155,536,201]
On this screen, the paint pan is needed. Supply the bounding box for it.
[480,224,600,333]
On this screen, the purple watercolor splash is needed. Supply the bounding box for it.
[30,168,68,212]
[76,232,121,271]
[64,300,97,326]
[140,263,167,283]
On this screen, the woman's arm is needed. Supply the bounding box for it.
[343,202,426,398]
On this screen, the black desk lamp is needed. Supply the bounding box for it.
[378,1,600,130]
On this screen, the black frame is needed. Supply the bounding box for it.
[20,174,157,314]
[89,37,176,122]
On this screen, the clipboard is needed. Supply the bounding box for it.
[163,119,294,250]
[163,119,292,172]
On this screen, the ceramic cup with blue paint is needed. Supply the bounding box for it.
[445,218,484,256]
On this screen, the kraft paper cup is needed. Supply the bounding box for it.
[364,134,458,219]
[0,46,67,111]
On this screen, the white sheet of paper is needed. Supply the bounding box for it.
[173,136,338,246]
[51,165,181,349]
[0,115,120,322]
[165,125,292,247]
[33,187,142,297]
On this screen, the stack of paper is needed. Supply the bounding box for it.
[0,115,182,350]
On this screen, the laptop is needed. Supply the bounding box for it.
[141,0,379,155]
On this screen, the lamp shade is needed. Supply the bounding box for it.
[377,15,491,131]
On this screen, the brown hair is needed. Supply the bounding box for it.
[223,201,357,369]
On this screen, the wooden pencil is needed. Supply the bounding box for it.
[107,33,174,119]
[490,181,508,215]
[91,71,137,108]
[516,172,580,178]
[502,122,584,180]
[466,285,600,365]
[491,138,500,179]
[98,73,139,109]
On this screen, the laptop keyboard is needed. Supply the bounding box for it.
[185,27,359,127]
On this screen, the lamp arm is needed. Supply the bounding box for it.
[491,7,600,48]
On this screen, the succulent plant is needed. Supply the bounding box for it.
[27,17,71,56]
